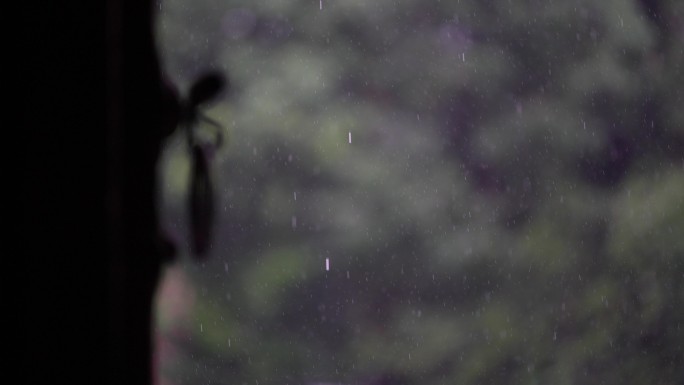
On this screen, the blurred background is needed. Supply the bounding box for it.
[153,1,683,384]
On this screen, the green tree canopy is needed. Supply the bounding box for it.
[155,1,683,384]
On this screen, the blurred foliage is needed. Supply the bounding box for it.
[154,0,684,384]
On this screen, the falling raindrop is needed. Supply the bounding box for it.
[325,257,330,271]
[348,131,352,144]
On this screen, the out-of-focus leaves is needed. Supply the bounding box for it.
[155,1,684,384]
[609,170,684,266]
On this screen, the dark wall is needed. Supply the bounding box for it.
[22,1,164,384]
